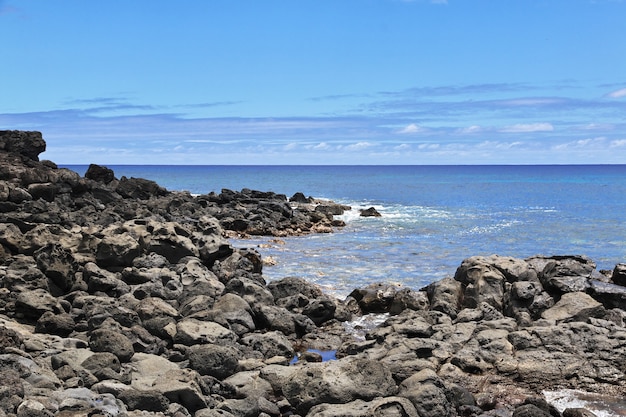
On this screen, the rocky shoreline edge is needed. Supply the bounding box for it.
[1,130,625,417]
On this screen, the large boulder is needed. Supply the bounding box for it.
[14,289,65,320]
[540,292,604,322]
[82,262,130,296]
[425,277,463,318]
[187,344,241,379]
[33,244,79,293]
[504,280,555,320]
[35,311,75,337]
[533,255,596,294]
[95,234,141,268]
[0,131,46,161]
[150,369,207,413]
[282,357,398,415]
[399,369,456,417]
[268,276,324,301]
[84,164,116,184]
[589,280,626,309]
[89,328,135,362]
[115,176,168,200]
[209,293,256,336]
[129,353,179,391]
[612,263,626,286]
[27,182,59,202]
[307,397,419,417]
[174,318,237,346]
[240,331,294,360]
[118,389,170,412]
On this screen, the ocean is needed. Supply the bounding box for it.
[64,165,626,297]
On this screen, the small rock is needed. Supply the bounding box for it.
[359,207,381,217]
[118,389,170,412]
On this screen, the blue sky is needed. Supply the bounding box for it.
[1,0,625,164]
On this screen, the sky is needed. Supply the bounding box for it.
[1,0,625,165]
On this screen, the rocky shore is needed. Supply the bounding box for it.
[1,130,625,417]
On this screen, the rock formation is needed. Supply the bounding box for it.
[1,131,625,417]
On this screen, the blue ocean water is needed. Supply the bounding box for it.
[66,165,626,297]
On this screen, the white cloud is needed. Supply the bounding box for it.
[610,139,626,148]
[552,137,606,150]
[311,142,331,150]
[457,125,483,134]
[343,141,374,151]
[398,123,427,134]
[607,88,626,98]
[500,123,554,133]
[477,140,523,149]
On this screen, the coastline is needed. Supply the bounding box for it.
[62,163,626,281]
[1,131,626,417]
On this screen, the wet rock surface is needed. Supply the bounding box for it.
[1,131,625,417]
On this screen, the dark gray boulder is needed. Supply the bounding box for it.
[302,297,337,325]
[255,305,299,335]
[282,357,398,415]
[536,255,596,294]
[187,344,241,379]
[512,403,552,417]
[89,329,135,362]
[588,280,626,309]
[33,244,79,293]
[307,397,419,417]
[240,331,294,360]
[0,130,46,161]
[540,292,604,322]
[268,276,323,302]
[399,369,456,417]
[563,408,600,417]
[84,164,116,184]
[612,263,626,286]
[95,233,142,268]
[35,311,75,337]
[27,182,58,202]
[15,288,65,320]
[118,389,170,412]
[115,176,168,200]
[425,277,463,318]
[359,207,381,217]
[289,192,312,203]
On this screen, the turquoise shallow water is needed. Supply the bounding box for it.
[65,165,626,296]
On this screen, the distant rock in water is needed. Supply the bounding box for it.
[360,206,382,217]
